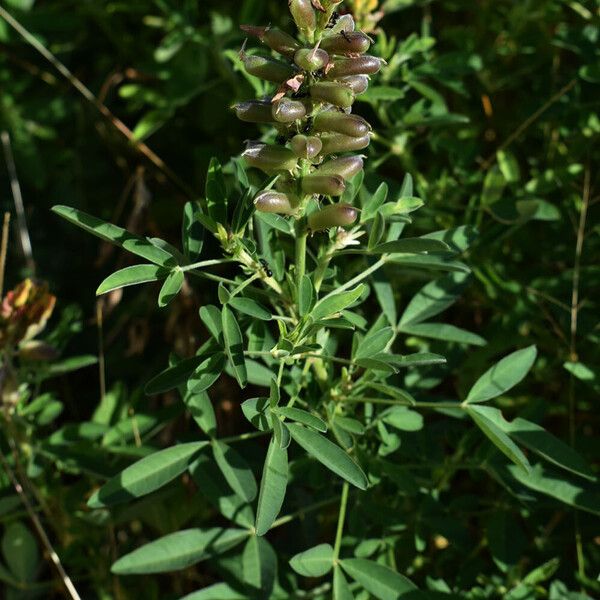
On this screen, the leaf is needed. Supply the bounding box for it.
[298,275,314,317]
[387,253,470,273]
[177,582,248,600]
[111,528,249,574]
[52,205,175,266]
[212,441,257,502]
[287,424,368,490]
[400,323,486,346]
[486,512,526,572]
[145,355,208,395]
[465,346,537,404]
[289,543,334,577]
[373,238,450,254]
[355,327,394,360]
[97,264,167,295]
[88,442,207,508]
[242,535,277,594]
[206,157,228,225]
[341,558,417,599]
[187,353,226,394]
[497,150,520,183]
[481,165,506,206]
[368,211,386,250]
[222,306,248,388]
[276,407,327,432]
[382,408,424,432]
[255,437,288,536]
[2,522,38,582]
[229,297,271,321]
[182,201,205,260]
[466,406,531,473]
[334,566,355,600]
[242,397,272,431]
[311,285,365,322]
[200,305,224,342]
[361,183,388,222]
[158,269,185,307]
[184,392,217,437]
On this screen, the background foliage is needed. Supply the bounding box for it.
[0,0,598,598]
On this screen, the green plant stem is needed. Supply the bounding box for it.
[295,222,308,287]
[219,430,269,445]
[229,272,260,297]
[271,495,340,530]
[181,258,235,272]
[333,482,350,562]
[323,257,387,297]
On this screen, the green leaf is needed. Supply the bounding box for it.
[112,528,249,574]
[97,264,167,295]
[187,353,226,394]
[287,424,368,490]
[497,150,520,183]
[481,165,506,206]
[382,407,424,432]
[242,535,277,594]
[368,211,386,250]
[212,441,257,502]
[182,201,205,260]
[145,355,208,395]
[355,327,394,360]
[341,558,417,599]
[52,205,175,266]
[311,285,365,322]
[177,582,247,600]
[466,406,531,473]
[276,407,327,432]
[222,306,248,388]
[184,392,217,437]
[373,238,450,254]
[400,323,486,346]
[334,566,355,600]
[229,297,271,320]
[2,522,38,582]
[289,543,333,577]
[158,269,184,307]
[361,182,388,222]
[387,253,470,273]
[298,275,314,317]
[206,157,228,225]
[200,305,224,342]
[255,437,288,536]
[88,442,206,508]
[465,346,537,404]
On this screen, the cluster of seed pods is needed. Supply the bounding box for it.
[235,0,382,232]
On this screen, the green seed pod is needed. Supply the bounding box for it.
[254,190,295,214]
[243,54,296,83]
[319,133,371,155]
[240,25,301,58]
[289,0,317,40]
[294,48,329,71]
[291,134,323,159]
[320,32,371,55]
[309,82,355,108]
[308,203,358,231]
[327,56,383,78]
[313,111,370,137]
[319,156,364,180]
[234,101,276,123]
[338,75,370,95]
[243,142,298,173]
[272,98,307,123]
[301,174,346,196]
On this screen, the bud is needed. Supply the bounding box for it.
[320,32,371,55]
[329,14,356,35]
[242,54,297,83]
[294,48,329,72]
[240,25,301,58]
[234,101,276,123]
[319,133,370,155]
[243,142,298,173]
[319,156,364,180]
[309,82,355,108]
[291,134,323,159]
[327,56,383,78]
[272,98,307,123]
[18,340,59,362]
[254,191,296,214]
[338,75,370,95]
[289,0,317,40]
[301,174,346,196]
[308,203,358,231]
[313,111,370,137]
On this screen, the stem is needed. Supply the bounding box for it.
[0,212,10,298]
[333,482,350,562]
[322,257,387,298]
[271,495,339,530]
[181,258,235,272]
[295,221,308,287]
[219,430,270,445]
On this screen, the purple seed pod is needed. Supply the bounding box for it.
[318,156,364,180]
[242,54,297,83]
[240,25,301,58]
[291,135,323,159]
[272,98,307,123]
[289,0,317,40]
[301,174,346,196]
[294,48,330,71]
[327,55,383,78]
[319,133,371,155]
[243,142,298,173]
[233,101,277,123]
[254,190,295,214]
[308,203,359,231]
[309,82,355,108]
[338,74,370,95]
[320,32,371,55]
[313,111,371,137]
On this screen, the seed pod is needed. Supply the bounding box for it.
[319,133,370,155]
[254,190,295,214]
[234,101,276,123]
[320,32,371,55]
[338,74,370,95]
[291,134,323,159]
[308,203,358,231]
[313,111,370,137]
[319,156,364,180]
[329,14,355,35]
[240,25,301,58]
[294,48,329,72]
[309,82,355,108]
[272,98,307,123]
[243,54,296,83]
[301,174,346,196]
[243,142,298,173]
[289,0,317,40]
[327,56,383,78]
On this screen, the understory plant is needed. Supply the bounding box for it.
[50,1,596,598]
